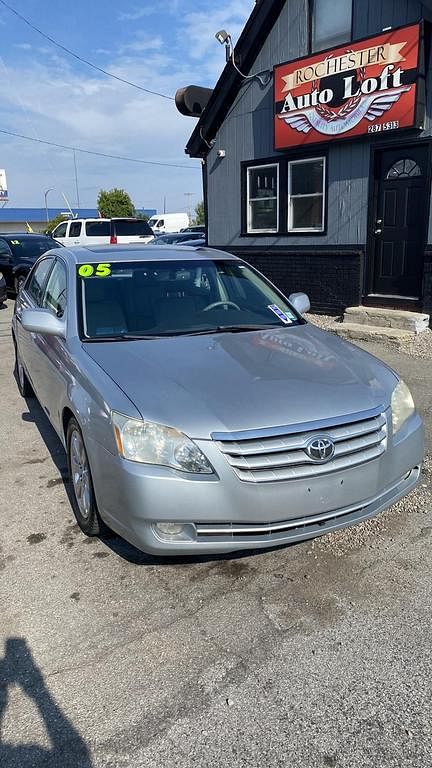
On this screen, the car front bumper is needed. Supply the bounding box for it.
[87,411,424,556]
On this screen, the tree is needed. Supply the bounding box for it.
[193,200,205,226]
[44,213,68,235]
[134,211,149,221]
[97,188,135,218]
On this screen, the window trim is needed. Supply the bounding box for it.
[52,222,68,239]
[288,156,326,233]
[23,256,55,307]
[246,163,280,234]
[241,153,327,237]
[308,0,353,54]
[41,257,68,318]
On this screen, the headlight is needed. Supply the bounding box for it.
[391,380,415,434]
[112,412,213,474]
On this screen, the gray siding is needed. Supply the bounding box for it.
[207,0,432,248]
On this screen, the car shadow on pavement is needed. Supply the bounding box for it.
[19,390,281,568]
[21,395,73,502]
[0,638,93,768]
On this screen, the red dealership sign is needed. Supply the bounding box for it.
[274,23,422,150]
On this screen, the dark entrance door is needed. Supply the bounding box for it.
[370,145,429,298]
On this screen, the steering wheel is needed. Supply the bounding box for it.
[203,300,241,312]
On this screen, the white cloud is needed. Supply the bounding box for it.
[13,42,32,50]
[118,7,155,22]
[0,0,256,210]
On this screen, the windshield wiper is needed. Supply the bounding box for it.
[170,324,285,337]
[82,333,169,342]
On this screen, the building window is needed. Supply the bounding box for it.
[288,157,326,232]
[247,164,279,233]
[311,0,352,52]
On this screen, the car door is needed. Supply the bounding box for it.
[34,258,70,431]
[51,221,68,245]
[15,256,55,395]
[67,220,82,246]
[0,238,13,289]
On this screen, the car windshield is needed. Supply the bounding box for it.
[78,259,302,340]
[8,236,57,261]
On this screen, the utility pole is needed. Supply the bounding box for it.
[73,150,81,210]
[163,195,166,214]
[184,192,194,223]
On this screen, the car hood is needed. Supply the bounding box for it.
[83,324,397,439]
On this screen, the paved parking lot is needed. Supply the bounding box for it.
[1,299,431,768]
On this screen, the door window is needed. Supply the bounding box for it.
[42,260,67,318]
[26,258,54,306]
[53,222,68,238]
[69,221,82,237]
[85,221,110,236]
[386,159,422,179]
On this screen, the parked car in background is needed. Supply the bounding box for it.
[0,233,60,294]
[147,213,189,233]
[12,245,423,557]
[177,238,206,247]
[150,232,206,246]
[0,271,7,304]
[181,224,206,234]
[51,217,154,246]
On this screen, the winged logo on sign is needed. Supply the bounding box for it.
[278,86,411,136]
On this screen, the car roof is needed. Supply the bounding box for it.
[0,232,55,238]
[57,244,239,263]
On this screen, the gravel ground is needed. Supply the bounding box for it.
[307,312,432,359]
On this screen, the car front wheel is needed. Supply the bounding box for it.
[67,418,102,536]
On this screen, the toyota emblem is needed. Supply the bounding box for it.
[306,437,335,463]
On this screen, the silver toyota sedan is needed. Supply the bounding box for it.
[12,245,424,556]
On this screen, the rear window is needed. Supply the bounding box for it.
[113,219,153,237]
[85,221,110,236]
[8,236,58,261]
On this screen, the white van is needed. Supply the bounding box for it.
[147,213,189,234]
[51,217,154,246]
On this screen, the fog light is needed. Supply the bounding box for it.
[155,522,187,537]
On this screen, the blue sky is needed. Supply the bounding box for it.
[0,0,254,214]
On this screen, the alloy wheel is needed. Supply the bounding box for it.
[70,429,91,520]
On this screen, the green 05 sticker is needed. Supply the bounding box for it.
[78,263,112,278]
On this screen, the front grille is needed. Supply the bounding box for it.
[214,410,388,483]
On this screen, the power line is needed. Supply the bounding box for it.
[0,0,174,101]
[0,127,200,170]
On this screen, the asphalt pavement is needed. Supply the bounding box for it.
[0,300,431,768]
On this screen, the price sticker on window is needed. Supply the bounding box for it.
[78,263,112,278]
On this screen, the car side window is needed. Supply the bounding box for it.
[69,221,82,237]
[26,258,54,306]
[53,222,68,238]
[42,260,67,318]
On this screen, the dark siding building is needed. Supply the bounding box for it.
[184,0,432,316]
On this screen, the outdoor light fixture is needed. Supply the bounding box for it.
[214,29,272,85]
[215,29,230,45]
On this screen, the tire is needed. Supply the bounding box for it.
[14,274,26,295]
[67,417,102,536]
[14,340,34,398]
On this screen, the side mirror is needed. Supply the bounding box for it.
[21,308,66,338]
[288,292,311,316]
